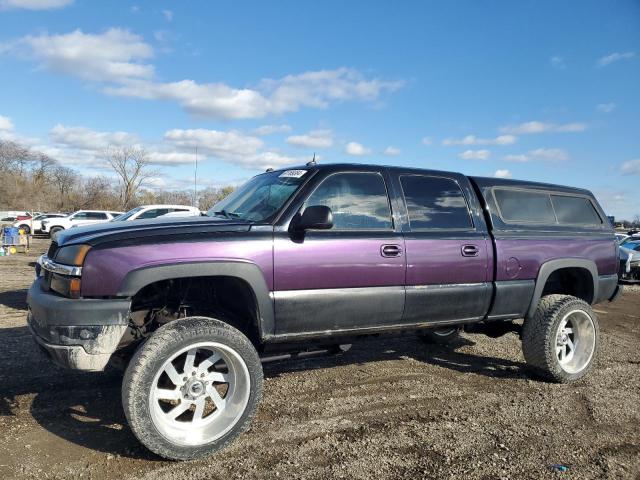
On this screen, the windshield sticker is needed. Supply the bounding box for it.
[279,169,307,178]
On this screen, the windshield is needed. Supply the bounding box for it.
[112,206,144,222]
[207,169,309,222]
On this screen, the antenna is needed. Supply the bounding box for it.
[306,152,317,167]
[194,146,198,208]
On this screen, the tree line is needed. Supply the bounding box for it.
[0,139,234,214]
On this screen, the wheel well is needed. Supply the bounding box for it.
[128,276,262,347]
[541,267,594,303]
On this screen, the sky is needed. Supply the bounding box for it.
[0,0,639,219]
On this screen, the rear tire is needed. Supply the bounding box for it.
[19,224,30,234]
[522,295,598,383]
[122,316,263,460]
[418,327,461,344]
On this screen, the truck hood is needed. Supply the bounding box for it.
[55,216,256,248]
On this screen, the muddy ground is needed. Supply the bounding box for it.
[0,237,639,480]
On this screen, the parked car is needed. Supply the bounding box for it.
[110,205,201,222]
[28,164,621,460]
[615,233,629,244]
[13,213,68,234]
[40,210,122,238]
[619,241,640,283]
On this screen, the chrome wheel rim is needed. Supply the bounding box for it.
[555,309,596,374]
[149,342,250,446]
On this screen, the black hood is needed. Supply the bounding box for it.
[56,216,255,247]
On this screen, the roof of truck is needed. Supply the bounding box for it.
[272,162,593,196]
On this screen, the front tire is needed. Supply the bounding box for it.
[122,317,263,460]
[522,295,599,383]
[19,224,30,234]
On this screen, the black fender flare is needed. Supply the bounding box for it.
[525,258,598,319]
[117,261,274,339]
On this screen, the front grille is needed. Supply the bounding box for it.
[47,241,58,259]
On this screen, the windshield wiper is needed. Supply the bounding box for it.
[212,209,240,219]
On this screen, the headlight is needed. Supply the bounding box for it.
[54,244,91,266]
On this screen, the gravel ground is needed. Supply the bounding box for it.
[0,238,639,480]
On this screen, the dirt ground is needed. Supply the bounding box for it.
[0,238,639,480]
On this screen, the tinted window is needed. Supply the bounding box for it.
[71,212,88,220]
[85,212,108,220]
[305,172,392,230]
[493,189,556,223]
[138,208,169,219]
[400,175,472,230]
[551,195,601,225]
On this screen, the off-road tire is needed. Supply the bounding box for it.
[122,316,263,461]
[418,327,461,345]
[522,294,599,383]
[49,226,63,240]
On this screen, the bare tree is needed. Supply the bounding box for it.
[52,166,78,210]
[198,186,235,211]
[104,146,155,209]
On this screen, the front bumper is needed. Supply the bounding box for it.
[27,278,130,371]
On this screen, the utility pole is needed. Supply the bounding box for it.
[194,146,198,208]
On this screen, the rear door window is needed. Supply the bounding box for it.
[400,175,473,230]
[550,195,601,225]
[493,189,556,223]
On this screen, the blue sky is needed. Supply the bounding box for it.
[0,0,638,219]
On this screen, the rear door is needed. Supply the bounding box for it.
[391,172,492,324]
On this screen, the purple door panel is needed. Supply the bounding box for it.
[494,237,618,281]
[82,238,274,297]
[405,238,490,285]
[273,235,405,291]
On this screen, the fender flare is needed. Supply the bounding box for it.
[525,258,598,319]
[117,261,274,339]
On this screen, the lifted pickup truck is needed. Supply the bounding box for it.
[27,163,621,460]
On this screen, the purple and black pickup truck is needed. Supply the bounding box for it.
[27,163,621,460]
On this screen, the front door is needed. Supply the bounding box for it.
[394,173,492,324]
[273,170,406,335]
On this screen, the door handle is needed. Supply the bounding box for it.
[381,244,403,257]
[461,244,479,257]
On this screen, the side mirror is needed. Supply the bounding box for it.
[296,205,333,230]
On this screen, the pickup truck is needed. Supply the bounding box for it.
[27,163,621,460]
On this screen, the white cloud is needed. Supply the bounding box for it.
[345,141,372,156]
[2,28,154,82]
[596,103,616,113]
[0,0,72,10]
[50,124,139,150]
[286,129,333,149]
[493,169,512,179]
[383,146,400,156]
[164,128,303,169]
[106,67,404,119]
[421,136,433,146]
[162,9,173,21]
[504,148,569,163]
[458,149,490,160]
[442,134,516,146]
[0,114,14,131]
[499,121,587,135]
[621,158,640,175]
[252,124,291,136]
[550,56,566,69]
[2,27,404,119]
[597,51,635,68]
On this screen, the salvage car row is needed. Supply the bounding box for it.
[8,205,202,237]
